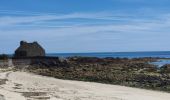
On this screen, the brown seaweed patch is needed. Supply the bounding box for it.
[21,92,50,100]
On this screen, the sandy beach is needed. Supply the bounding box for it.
[0,70,168,100]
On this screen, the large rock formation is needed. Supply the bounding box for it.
[14,41,45,58]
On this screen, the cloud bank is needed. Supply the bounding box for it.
[0,10,170,53]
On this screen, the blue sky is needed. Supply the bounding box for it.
[1,0,170,53]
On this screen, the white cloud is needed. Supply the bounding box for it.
[1,11,170,53]
[1,11,170,36]
[0,12,126,26]
[0,11,158,28]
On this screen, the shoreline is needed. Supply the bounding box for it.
[1,56,170,94]
[0,70,170,100]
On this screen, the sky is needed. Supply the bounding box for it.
[1,0,170,53]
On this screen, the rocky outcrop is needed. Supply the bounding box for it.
[0,54,8,60]
[14,41,45,58]
[23,57,170,92]
[11,56,170,92]
[160,64,170,73]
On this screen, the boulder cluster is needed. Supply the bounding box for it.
[23,57,170,92]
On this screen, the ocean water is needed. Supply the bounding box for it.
[151,59,170,67]
[47,51,170,67]
[47,51,170,58]
[7,51,170,67]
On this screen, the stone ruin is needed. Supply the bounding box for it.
[14,41,46,58]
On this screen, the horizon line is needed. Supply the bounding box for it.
[2,50,170,55]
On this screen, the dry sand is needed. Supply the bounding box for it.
[0,71,169,100]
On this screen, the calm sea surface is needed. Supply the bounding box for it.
[47,51,170,58]
[47,51,170,67]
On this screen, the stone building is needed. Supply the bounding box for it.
[14,41,46,58]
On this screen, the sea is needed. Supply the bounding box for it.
[7,51,170,67]
[47,51,170,58]
[46,51,170,67]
